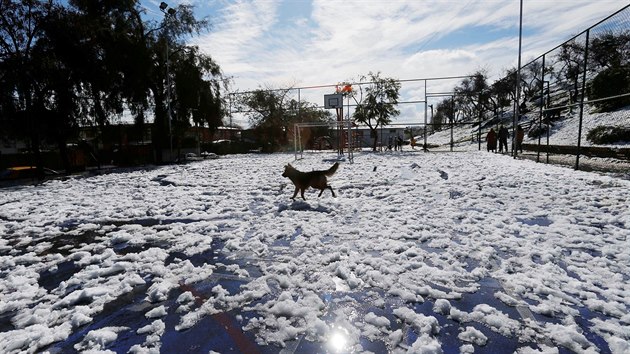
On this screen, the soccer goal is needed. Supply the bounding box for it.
[293,120,355,163]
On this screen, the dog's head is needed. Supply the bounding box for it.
[282,164,293,177]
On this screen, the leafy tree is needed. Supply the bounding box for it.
[143,3,223,162]
[588,30,630,70]
[585,31,630,112]
[0,0,54,175]
[429,104,444,131]
[352,72,401,151]
[488,72,514,118]
[587,66,630,112]
[434,98,455,129]
[520,61,546,110]
[453,70,489,123]
[1,0,227,168]
[172,46,226,156]
[242,88,291,151]
[34,1,146,172]
[241,87,332,152]
[553,39,585,106]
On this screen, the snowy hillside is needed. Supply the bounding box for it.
[424,105,630,149]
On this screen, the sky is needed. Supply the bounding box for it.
[141,0,629,86]
[135,0,630,129]
[1,113,629,353]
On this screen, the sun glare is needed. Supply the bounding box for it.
[329,329,348,353]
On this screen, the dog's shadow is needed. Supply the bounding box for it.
[277,200,333,214]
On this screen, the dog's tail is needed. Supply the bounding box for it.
[325,162,339,176]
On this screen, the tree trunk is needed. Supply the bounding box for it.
[371,127,378,151]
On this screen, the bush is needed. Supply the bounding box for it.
[586,125,630,144]
[527,124,549,139]
[587,66,630,112]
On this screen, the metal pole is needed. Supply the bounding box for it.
[428,104,433,150]
[166,23,173,161]
[546,106,550,163]
[299,126,303,159]
[450,96,454,152]
[347,96,353,163]
[229,93,232,127]
[513,0,523,158]
[477,92,482,151]
[424,80,428,152]
[545,81,551,163]
[294,124,297,160]
[537,55,546,163]
[296,88,301,160]
[575,29,590,171]
[340,106,344,157]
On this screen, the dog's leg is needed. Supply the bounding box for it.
[318,186,335,197]
[300,188,306,200]
[291,187,299,199]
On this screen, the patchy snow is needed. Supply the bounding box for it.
[0,148,629,353]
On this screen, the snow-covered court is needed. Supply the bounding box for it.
[1,151,629,353]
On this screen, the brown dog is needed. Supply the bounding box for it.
[282,162,339,200]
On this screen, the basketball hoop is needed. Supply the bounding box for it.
[336,84,353,94]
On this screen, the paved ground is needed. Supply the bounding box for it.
[2,152,627,353]
[29,233,611,354]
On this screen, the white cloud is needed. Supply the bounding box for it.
[189,0,628,125]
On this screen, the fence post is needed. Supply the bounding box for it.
[424,80,428,152]
[478,92,482,151]
[575,29,590,171]
[513,0,523,158]
[294,124,298,160]
[537,55,545,163]
[450,96,454,152]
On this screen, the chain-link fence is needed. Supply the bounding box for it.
[495,4,630,172]
[228,75,478,156]
[229,5,629,170]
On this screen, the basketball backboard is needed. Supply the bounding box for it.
[324,94,343,109]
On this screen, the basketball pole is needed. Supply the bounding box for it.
[513,0,523,158]
[337,106,343,157]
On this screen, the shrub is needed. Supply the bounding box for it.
[527,124,549,139]
[587,66,630,112]
[587,125,630,144]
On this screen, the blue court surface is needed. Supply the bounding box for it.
[36,235,614,354]
[1,152,628,353]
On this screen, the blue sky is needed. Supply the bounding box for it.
[140,0,628,127]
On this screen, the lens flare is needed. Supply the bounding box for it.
[329,329,348,352]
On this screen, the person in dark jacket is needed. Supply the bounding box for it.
[486,128,497,152]
[498,125,509,153]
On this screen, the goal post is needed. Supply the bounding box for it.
[293,120,354,163]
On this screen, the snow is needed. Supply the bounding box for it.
[74,326,128,352]
[423,106,630,179]
[1,144,629,352]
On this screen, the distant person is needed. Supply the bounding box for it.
[388,136,393,151]
[486,128,497,153]
[498,124,509,153]
[410,136,416,150]
[397,136,403,151]
[515,125,525,154]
